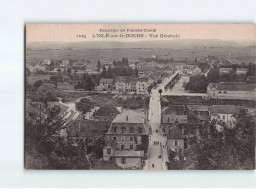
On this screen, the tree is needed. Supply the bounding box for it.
[184,109,255,170]
[97,60,101,71]
[207,68,219,83]
[37,83,58,105]
[113,59,117,66]
[184,74,208,93]
[49,75,63,88]
[102,66,107,77]
[33,80,43,90]
[158,89,162,96]
[75,98,92,116]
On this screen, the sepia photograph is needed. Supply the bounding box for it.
[25,24,255,170]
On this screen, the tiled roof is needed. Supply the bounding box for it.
[99,78,113,83]
[162,105,188,115]
[114,150,144,157]
[167,124,184,139]
[210,105,239,115]
[112,110,145,124]
[208,83,256,91]
[67,120,110,138]
[92,104,120,117]
[193,111,210,121]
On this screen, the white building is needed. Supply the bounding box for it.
[207,82,256,100]
[210,105,238,131]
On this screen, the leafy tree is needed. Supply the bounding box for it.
[97,60,101,71]
[75,98,92,116]
[113,59,117,66]
[102,66,107,77]
[37,83,58,105]
[158,89,162,96]
[207,67,219,83]
[33,80,43,90]
[184,74,208,93]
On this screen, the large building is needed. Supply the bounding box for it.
[103,110,150,169]
[207,82,256,100]
[114,76,149,94]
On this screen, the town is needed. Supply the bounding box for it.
[25,48,256,170]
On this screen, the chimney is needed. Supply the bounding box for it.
[126,115,128,121]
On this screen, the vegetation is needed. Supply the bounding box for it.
[182,109,255,170]
[184,74,208,93]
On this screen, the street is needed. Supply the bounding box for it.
[144,74,180,170]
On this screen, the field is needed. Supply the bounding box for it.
[27,74,52,85]
[26,46,256,66]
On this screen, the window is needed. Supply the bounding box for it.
[174,140,179,146]
[121,145,125,150]
[130,145,133,149]
[121,126,126,133]
[107,148,111,154]
[113,137,117,141]
[167,118,170,122]
[138,127,142,133]
[130,126,134,133]
[113,126,117,133]
[121,158,126,164]
[130,137,134,141]
[222,115,225,120]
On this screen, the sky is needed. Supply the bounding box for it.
[26,24,256,43]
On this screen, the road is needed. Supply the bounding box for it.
[144,73,182,170]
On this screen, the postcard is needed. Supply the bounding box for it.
[25,24,255,170]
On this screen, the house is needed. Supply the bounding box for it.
[219,67,233,75]
[138,71,145,77]
[166,124,185,152]
[73,60,86,67]
[114,76,149,94]
[103,110,150,169]
[207,82,256,100]
[92,104,120,122]
[115,76,136,93]
[236,68,248,75]
[209,105,238,131]
[161,105,202,138]
[136,77,149,94]
[60,59,70,67]
[129,63,136,70]
[26,64,35,73]
[34,64,46,72]
[84,68,101,75]
[42,59,51,66]
[66,120,110,143]
[173,62,187,70]
[57,82,74,91]
[95,78,113,91]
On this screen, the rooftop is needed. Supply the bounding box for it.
[67,120,110,138]
[210,105,239,115]
[92,104,120,117]
[114,150,144,157]
[208,83,256,92]
[167,124,184,139]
